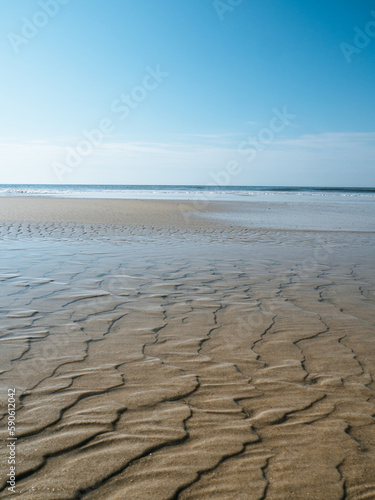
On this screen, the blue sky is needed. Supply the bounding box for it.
[0,0,374,186]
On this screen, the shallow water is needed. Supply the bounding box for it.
[0,223,374,499]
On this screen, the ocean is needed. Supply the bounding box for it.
[0,184,374,203]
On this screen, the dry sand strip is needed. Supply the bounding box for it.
[0,197,239,228]
[0,196,374,232]
[0,199,374,499]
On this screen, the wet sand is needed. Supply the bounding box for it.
[0,198,374,499]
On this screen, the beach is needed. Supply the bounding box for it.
[0,197,374,499]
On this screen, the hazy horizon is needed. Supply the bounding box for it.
[1,183,374,190]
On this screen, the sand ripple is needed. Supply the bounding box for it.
[0,223,374,499]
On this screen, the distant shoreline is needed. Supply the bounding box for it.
[1,184,374,198]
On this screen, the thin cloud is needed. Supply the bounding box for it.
[1,131,374,185]
[271,132,375,151]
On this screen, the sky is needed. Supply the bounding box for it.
[0,0,374,186]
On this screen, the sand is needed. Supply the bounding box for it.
[0,198,374,499]
[0,196,374,231]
